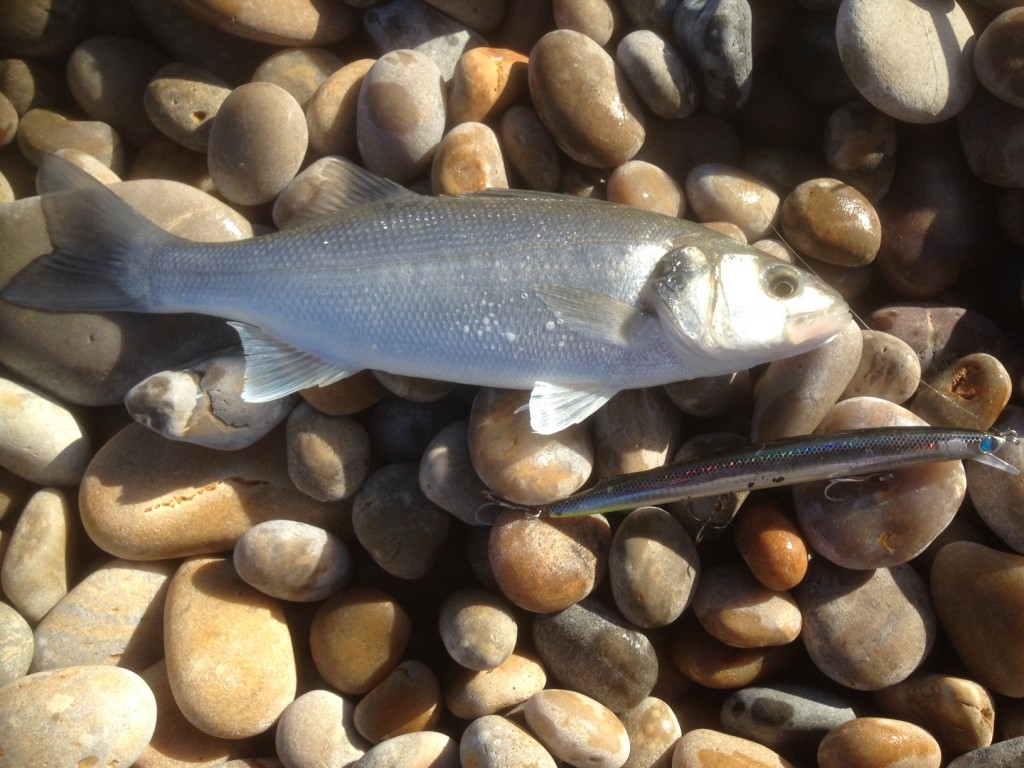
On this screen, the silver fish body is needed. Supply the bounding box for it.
[2,156,851,433]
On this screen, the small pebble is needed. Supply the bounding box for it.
[823,99,897,203]
[910,352,1012,431]
[276,690,368,768]
[874,673,995,755]
[0,377,91,486]
[779,177,880,267]
[835,0,976,122]
[529,29,645,168]
[252,46,342,109]
[233,519,353,602]
[432,121,509,195]
[795,560,936,690]
[816,716,941,768]
[31,558,175,672]
[975,8,1024,108]
[353,660,443,743]
[1,488,73,624]
[672,0,754,115]
[524,689,630,768]
[931,541,1024,697]
[448,47,529,124]
[207,81,308,205]
[286,402,371,502]
[352,731,460,768]
[310,586,411,695]
[459,715,557,768]
[357,49,447,183]
[488,510,610,612]
[693,563,802,648]
[438,588,518,671]
[594,388,684,478]
[606,161,686,218]
[499,105,562,192]
[673,728,795,768]
[685,163,780,241]
[0,601,33,685]
[444,649,547,719]
[353,463,451,579]
[841,330,921,404]
[0,665,157,767]
[144,62,231,152]
[610,506,699,629]
[732,495,809,592]
[533,597,659,712]
[672,615,795,689]
[164,556,296,738]
[305,58,374,158]
[616,29,697,119]
[618,696,680,768]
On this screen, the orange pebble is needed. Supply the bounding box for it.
[733,495,809,591]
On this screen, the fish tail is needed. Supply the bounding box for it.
[1,154,178,312]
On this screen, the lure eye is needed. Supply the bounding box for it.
[981,435,996,453]
[764,265,801,299]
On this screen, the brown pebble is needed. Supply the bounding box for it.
[975,8,1024,108]
[438,588,518,671]
[524,689,630,768]
[606,161,685,218]
[673,728,795,767]
[780,177,881,267]
[841,330,921,404]
[910,352,1011,431]
[672,615,794,689]
[693,563,802,648]
[685,162,780,242]
[17,107,125,173]
[444,649,547,719]
[144,62,231,153]
[733,495,808,592]
[817,717,941,768]
[618,696,680,768]
[354,660,443,744]
[449,47,529,124]
[171,0,357,46]
[286,402,371,502]
[252,46,342,109]
[306,58,374,158]
[432,121,509,195]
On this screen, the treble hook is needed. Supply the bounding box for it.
[823,472,895,501]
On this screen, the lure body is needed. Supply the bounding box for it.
[489,427,1019,518]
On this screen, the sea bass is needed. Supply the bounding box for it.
[1,155,851,434]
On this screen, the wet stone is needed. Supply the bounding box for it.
[685,163,779,241]
[817,717,941,768]
[489,511,610,613]
[286,402,371,502]
[276,690,368,768]
[835,0,976,123]
[975,8,1024,108]
[431,121,509,195]
[252,47,342,109]
[931,541,1024,697]
[353,463,451,580]
[672,615,795,690]
[874,673,994,756]
[841,330,920,404]
[305,58,374,158]
[444,649,547,719]
[354,660,443,743]
[533,598,659,712]
[672,0,754,115]
[499,105,562,192]
[823,99,897,203]
[524,689,630,768]
[144,62,231,153]
[448,47,529,124]
[606,160,685,218]
[910,352,1011,431]
[233,519,353,602]
[618,696,680,768]
[438,588,518,671]
[673,728,795,767]
[609,506,699,628]
[793,398,966,570]
[459,715,557,768]
[779,178,880,267]
[616,29,697,119]
[721,684,858,757]
[733,495,809,592]
[310,586,411,695]
[528,29,645,168]
[693,563,802,648]
[0,601,33,685]
[796,560,936,690]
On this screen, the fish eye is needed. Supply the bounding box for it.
[765,266,801,299]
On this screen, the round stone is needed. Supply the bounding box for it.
[817,717,941,768]
[306,58,374,158]
[276,690,368,768]
[841,330,921,404]
[733,495,809,592]
[233,520,353,602]
[911,353,1011,431]
[931,541,1024,697]
[310,587,411,695]
[975,8,1024,108]
[609,506,699,628]
[693,563,802,648]
[449,47,529,124]
[836,0,976,123]
[673,728,794,767]
[795,560,936,690]
[524,689,630,768]
[431,121,508,195]
[499,105,562,192]
[438,588,518,671]
[0,665,157,767]
[528,29,645,168]
[357,49,447,184]
[164,556,296,738]
[617,696,681,768]
[685,163,780,242]
[606,161,686,218]
[286,402,371,502]
[616,29,697,119]
[0,601,32,685]
[252,46,342,109]
[419,420,491,527]
[354,660,442,743]
[144,62,231,152]
[593,388,684,478]
[779,178,880,267]
[207,81,308,205]
[488,510,610,613]
[459,715,557,768]
[444,649,547,720]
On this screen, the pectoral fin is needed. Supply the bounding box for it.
[229,321,357,401]
[534,284,647,346]
[527,381,618,434]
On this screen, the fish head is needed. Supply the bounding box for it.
[647,240,851,371]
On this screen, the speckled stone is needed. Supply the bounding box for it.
[310,586,411,695]
[606,161,686,218]
[529,29,645,168]
[449,47,529,124]
[306,58,374,158]
[444,649,547,719]
[0,665,157,767]
[286,402,371,502]
[352,731,460,768]
[779,177,880,267]
[172,0,357,45]
[911,352,1011,431]
[618,696,680,768]
[252,47,342,109]
[673,728,795,767]
[733,495,809,592]
[432,121,508,195]
[31,558,174,673]
[817,717,941,768]
[438,588,517,671]
[0,601,32,685]
[796,560,935,690]
[489,510,610,612]
[354,660,443,743]
[975,8,1024,108]
[525,689,630,768]
[164,556,296,738]
[672,615,795,689]
[836,0,976,123]
[144,62,231,153]
[459,715,557,768]
[693,563,801,648]
[499,105,562,192]
[841,330,921,404]
[534,598,658,712]
[1,488,73,624]
[609,506,699,628]
[616,29,697,119]
[685,163,780,242]
[672,0,754,115]
[276,689,368,768]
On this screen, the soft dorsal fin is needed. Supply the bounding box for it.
[228,321,358,401]
[275,156,417,229]
[534,284,648,347]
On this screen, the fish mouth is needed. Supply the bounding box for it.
[785,304,853,347]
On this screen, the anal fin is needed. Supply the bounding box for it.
[228,321,357,401]
[528,381,618,434]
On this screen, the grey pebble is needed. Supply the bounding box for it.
[841,330,920,404]
[0,601,33,685]
[144,62,231,153]
[276,689,368,768]
[438,588,518,670]
[672,0,753,115]
[0,0,88,58]
[0,58,65,116]
[947,736,1024,768]
[498,105,561,192]
[126,351,296,450]
[975,8,1024,109]
[619,0,681,33]
[967,405,1024,554]
[286,402,371,502]
[617,30,696,119]
[533,597,659,712]
[419,420,491,526]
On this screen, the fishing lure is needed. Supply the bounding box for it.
[481,427,1019,520]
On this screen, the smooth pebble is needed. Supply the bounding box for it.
[276,689,368,768]
[305,58,374,158]
[438,588,517,671]
[823,99,897,202]
[975,8,1024,108]
[693,563,801,648]
[449,47,529,124]
[672,615,795,689]
[286,402,371,502]
[606,161,686,218]
[672,0,753,114]
[948,736,1024,768]
[616,29,697,119]
[672,728,795,767]
[16,107,126,171]
[459,715,557,768]
[171,0,357,45]
[144,62,231,152]
[618,696,680,768]
[525,689,630,768]
[779,177,880,267]
[252,47,342,109]
[841,330,921,404]
[432,121,508,195]
[499,105,561,192]
[911,352,1011,431]
[685,163,780,241]
[354,660,443,743]
[444,649,547,720]
[0,601,32,685]
[967,406,1024,553]
[816,716,941,768]
[352,731,460,768]
[594,388,684,478]
[732,496,808,592]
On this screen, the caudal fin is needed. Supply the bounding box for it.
[1,154,178,312]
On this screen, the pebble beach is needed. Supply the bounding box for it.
[2,0,1024,766]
